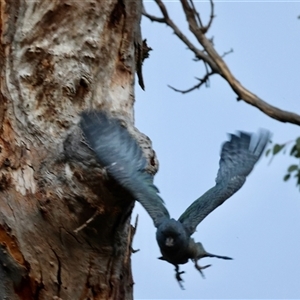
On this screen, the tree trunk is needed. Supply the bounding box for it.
[0,1,150,299]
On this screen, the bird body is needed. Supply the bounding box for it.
[156,218,190,265]
[80,110,270,288]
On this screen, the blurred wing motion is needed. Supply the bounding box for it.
[80,111,170,227]
[179,130,270,236]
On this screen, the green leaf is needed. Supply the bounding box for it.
[265,148,271,157]
[290,144,297,156]
[296,137,300,150]
[273,144,284,155]
[297,172,300,186]
[287,164,298,172]
[283,174,291,181]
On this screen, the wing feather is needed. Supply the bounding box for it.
[80,111,170,227]
[178,129,270,236]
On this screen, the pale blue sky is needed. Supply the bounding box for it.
[132,1,300,299]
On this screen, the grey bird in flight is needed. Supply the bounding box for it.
[80,110,270,289]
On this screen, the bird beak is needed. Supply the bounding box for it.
[165,237,174,247]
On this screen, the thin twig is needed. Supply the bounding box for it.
[74,210,99,234]
[168,71,215,94]
[142,5,165,23]
[189,0,203,28]
[155,0,170,19]
[203,61,210,87]
[221,48,234,58]
[202,0,215,33]
[131,215,140,253]
[143,0,217,69]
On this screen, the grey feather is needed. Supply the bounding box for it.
[80,111,170,227]
[80,110,271,287]
[179,129,270,236]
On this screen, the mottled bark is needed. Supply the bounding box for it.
[0,1,153,299]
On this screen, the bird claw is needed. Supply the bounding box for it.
[194,260,211,278]
[175,265,185,289]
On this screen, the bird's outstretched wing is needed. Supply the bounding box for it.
[178,130,270,236]
[80,111,170,227]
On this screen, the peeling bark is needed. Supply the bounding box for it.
[0,0,151,299]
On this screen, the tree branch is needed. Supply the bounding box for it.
[168,71,215,94]
[221,48,233,58]
[189,0,215,34]
[143,0,300,126]
[143,0,218,70]
[180,0,300,125]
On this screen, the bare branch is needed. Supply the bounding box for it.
[169,71,215,94]
[144,0,300,125]
[189,0,204,28]
[203,0,215,34]
[142,0,218,70]
[221,48,234,58]
[188,0,214,33]
[179,0,300,125]
[142,6,165,23]
[203,61,210,81]
[155,0,170,19]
